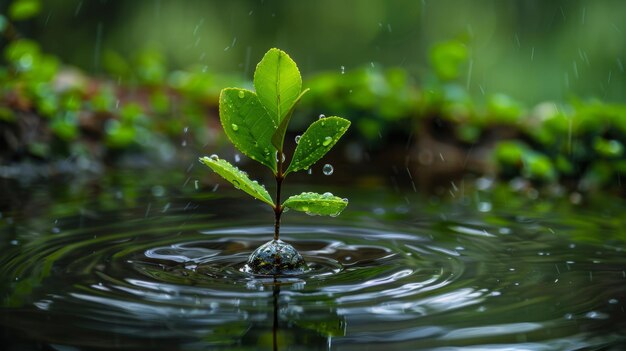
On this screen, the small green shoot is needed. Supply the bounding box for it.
[200,48,350,242]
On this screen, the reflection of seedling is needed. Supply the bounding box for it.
[200,48,350,275]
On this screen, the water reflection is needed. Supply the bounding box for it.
[242,280,344,350]
[0,178,625,350]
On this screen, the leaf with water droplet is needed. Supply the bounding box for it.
[199,156,274,206]
[285,116,350,175]
[254,48,302,126]
[219,88,277,172]
[282,192,348,216]
[271,88,309,151]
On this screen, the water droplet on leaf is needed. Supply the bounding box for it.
[323,136,332,146]
[275,151,285,162]
[209,154,219,160]
[231,123,239,131]
[322,164,334,175]
[238,90,245,98]
[295,135,301,144]
[319,114,326,119]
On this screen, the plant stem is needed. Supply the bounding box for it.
[274,152,284,241]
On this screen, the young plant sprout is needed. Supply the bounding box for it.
[199,48,350,275]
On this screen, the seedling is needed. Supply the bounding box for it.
[199,48,350,275]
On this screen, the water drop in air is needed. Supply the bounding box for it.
[234,154,241,163]
[322,164,334,175]
[295,135,301,144]
[340,65,345,74]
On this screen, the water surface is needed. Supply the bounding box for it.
[0,171,625,350]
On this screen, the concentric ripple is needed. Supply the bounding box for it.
[1,197,625,350]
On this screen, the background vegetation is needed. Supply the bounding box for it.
[2,0,626,195]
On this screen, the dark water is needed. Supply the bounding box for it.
[0,171,625,350]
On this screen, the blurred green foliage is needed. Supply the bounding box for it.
[8,0,41,21]
[2,1,626,194]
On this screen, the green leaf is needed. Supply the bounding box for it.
[254,48,302,126]
[271,88,309,151]
[199,156,274,206]
[9,0,41,21]
[283,192,348,216]
[286,116,350,174]
[219,88,277,172]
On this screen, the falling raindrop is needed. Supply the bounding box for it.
[340,65,345,74]
[234,154,241,163]
[322,164,334,175]
[307,168,313,175]
[295,135,301,144]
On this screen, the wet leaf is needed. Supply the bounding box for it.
[199,156,274,206]
[286,116,350,174]
[254,48,302,127]
[219,88,277,172]
[283,192,348,216]
[271,88,309,151]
